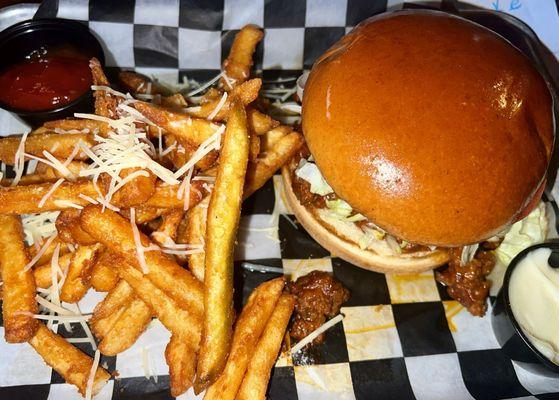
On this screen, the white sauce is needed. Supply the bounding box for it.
[509,247,559,365]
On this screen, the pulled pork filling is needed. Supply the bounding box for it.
[287,270,350,345]
[290,147,549,317]
[436,246,496,316]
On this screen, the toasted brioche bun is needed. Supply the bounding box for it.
[282,165,449,273]
[302,10,554,247]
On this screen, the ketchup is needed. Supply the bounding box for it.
[0,49,92,112]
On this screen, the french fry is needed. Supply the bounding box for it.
[204,278,285,400]
[221,25,263,89]
[60,244,103,303]
[0,179,206,214]
[249,132,261,162]
[80,206,204,319]
[28,236,69,266]
[35,160,90,181]
[90,279,135,323]
[166,334,197,397]
[244,130,304,199]
[100,167,157,208]
[118,71,159,95]
[134,101,221,145]
[90,57,119,118]
[196,99,250,391]
[247,107,280,136]
[91,306,126,341]
[29,323,110,396]
[260,125,291,152]
[97,297,152,356]
[150,208,185,246]
[161,93,188,108]
[56,209,97,245]
[1,174,55,187]
[90,251,119,292]
[34,253,72,289]
[180,197,208,281]
[0,214,39,342]
[43,118,110,136]
[237,293,295,400]
[119,206,167,224]
[186,79,261,121]
[0,133,93,164]
[115,260,201,339]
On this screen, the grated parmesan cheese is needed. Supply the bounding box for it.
[207,92,228,120]
[85,350,101,400]
[290,314,344,355]
[38,178,65,208]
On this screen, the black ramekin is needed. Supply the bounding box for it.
[492,241,559,377]
[0,18,105,127]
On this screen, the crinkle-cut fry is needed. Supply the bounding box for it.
[179,196,208,281]
[60,243,103,303]
[0,133,93,164]
[243,130,304,199]
[28,237,70,269]
[0,214,39,342]
[80,206,204,319]
[90,57,120,118]
[100,167,157,207]
[29,323,110,396]
[0,179,206,214]
[186,79,261,121]
[247,107,280,136]
[56,209,97,245]
[166,334,197,397]
[151,209,185,253]
[196,99,250,392]
[98,297,152,356]
[43,118,110,136]
[237,293,295,400]
[133,101,220,145]
[221,25,263,89]
[90,251,119,292]
[259,125,291,152]
[91,279,135,323]
[34,253,72,289]
[204,278,285,400]
[115,260,202,340]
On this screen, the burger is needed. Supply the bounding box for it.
[282,10,554,314]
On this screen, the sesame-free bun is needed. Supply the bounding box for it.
[282,166,450,273]
[302,10,554,246]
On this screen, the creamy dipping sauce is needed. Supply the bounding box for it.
[509,247,559,365]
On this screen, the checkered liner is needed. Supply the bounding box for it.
[1,0,559,399]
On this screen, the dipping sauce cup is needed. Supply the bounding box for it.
[0,18,104,126]
[492,242,559,377]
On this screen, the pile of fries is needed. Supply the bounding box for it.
[0,25,304,399]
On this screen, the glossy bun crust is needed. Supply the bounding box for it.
[302,10,554,246]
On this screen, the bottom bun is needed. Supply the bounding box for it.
[281,166,449,273]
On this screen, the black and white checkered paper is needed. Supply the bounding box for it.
[1,1,559,399]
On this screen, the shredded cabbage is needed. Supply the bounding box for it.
[295,159,333,196]
[325,199,352,217]
[495,201,548,266]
